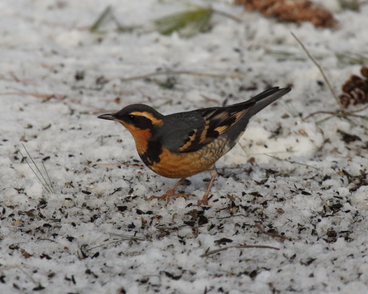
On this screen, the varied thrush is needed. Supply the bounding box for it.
[98,86,291,205]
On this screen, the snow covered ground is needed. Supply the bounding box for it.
[1,0,368,293]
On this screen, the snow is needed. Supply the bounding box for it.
[1,0,368,293]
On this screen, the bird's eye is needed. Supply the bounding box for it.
[128,115,135,121]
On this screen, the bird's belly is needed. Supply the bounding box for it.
[147,138,231,178]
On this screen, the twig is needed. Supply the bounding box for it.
[257,191,271,204]
[265,154,320,170]
[17,266,41,287]
[0,92,65,101]
[94,162,145,168]
[212,9,242,23]
[120,70,237,82]
[255,223,291,242]
[291,32,341,108]
[87,233,151,251]
[303,104,368,124]
[200,243,279,257]
[303,110,340,121]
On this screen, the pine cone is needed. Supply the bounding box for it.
[339,66,368,108]
[233,0,337,28]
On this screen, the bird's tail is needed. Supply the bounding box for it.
[246,87,291,118]
[224,87,291,144]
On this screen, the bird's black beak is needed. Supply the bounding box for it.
[98,113,116,121]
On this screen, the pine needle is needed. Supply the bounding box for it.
[90,6,112,32]
[20,144,55,194]
[335,51,368,65]
[42,161,55,193]
[264,154,320,170]
[120,69,234,82]
[90,5,138,33]
[200,243,279,257]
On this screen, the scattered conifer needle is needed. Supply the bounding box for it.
[335,51,368,65]
[90,6,138,33]
[201,243,279,257]
[90,6,112,32]
[20,144,54,194]
[42,161,55,193]
[255,223,291,241]
[265,154,319,170]
[120,70,233,82]
[87,234,151,250]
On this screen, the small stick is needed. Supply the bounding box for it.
[201,243,279,257]
[120,70,235,82]
[255,223,291,242]
[291,32,342,108]
[212,9,242,23]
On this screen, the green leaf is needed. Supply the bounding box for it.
[154,7,213,37]
[90,6,113,33]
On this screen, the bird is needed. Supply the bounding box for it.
[98,86,291,205]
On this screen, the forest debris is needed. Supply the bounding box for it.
[233,0,337,28]
[339,66,368,108]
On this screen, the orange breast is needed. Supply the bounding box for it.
[148,138,231,178]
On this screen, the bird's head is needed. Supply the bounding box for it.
[98,104,164,154]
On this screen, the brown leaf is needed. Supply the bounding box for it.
[233,0,337,28]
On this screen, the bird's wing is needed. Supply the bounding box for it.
[160,87,290,154]
[160,101,255,153]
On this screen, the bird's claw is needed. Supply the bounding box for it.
[146,192,190,203]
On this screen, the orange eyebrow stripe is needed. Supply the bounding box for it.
[130,111,163,126]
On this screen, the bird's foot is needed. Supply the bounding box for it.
[146,191,190,203]
[196,168,217,206]
[146,178,189,203]
[196,192,210,206]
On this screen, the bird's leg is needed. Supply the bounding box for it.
[197,168,217,206]
[146,178,189,203]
